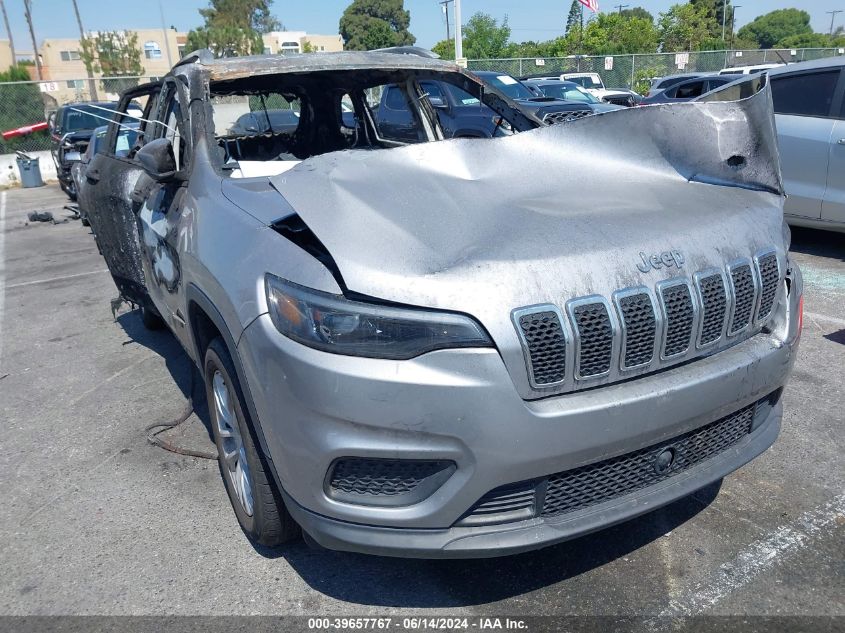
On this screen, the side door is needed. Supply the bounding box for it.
[135,79,193,348]
[821,72,845,226]
[771,68,842,221]
[83,82,162,307]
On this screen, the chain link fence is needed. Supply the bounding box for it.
[468,47,845,95]
[0,75,158,154]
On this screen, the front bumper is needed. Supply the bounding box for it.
[236,266,801,557]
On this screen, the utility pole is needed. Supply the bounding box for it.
[159,1,173,67]
[614,4,629,15]
[439,0,453,43]
[71,0,98,100]
[827,10,843,36]
[454,0,462,63]
[721,0,728,43]
[729,5,741,49]
[0,1,15,66]
[22,0,42,80]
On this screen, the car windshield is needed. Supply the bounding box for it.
[484,75,535,100]
[568,76,602,89]
[61,104,119,132]
[536,84,598,103]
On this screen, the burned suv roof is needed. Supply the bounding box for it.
[180,50,464,82]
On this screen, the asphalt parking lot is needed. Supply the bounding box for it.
[0,183,842,619]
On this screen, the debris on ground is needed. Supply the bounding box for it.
[27,211,53,222]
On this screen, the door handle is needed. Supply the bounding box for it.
[86,168,100,183]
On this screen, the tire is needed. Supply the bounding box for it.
[140,299,165,330]
[204,337,300,546]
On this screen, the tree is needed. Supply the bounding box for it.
[186,0,281,57]
[431,38,455,59]
[620,7,654,23]
[461,12,511,59]
[80,31,144,94]
[565,0,583,36]
[737,9,812,50]
[580,13,659,54]
[690,0,730,35]
[658,3,718,52]
[777,31,845,49]
[339,0,414,51]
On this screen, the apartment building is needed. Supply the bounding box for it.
[0,40,13,71]
[262,31,344,54]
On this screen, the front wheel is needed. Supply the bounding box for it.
[204,337,300,546]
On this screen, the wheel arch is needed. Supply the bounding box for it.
[186,283,281,476]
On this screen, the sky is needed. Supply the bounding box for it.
[3,0,844,53]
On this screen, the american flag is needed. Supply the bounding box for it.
[578,0,599,13]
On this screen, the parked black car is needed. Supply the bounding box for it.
[49,101,140,200]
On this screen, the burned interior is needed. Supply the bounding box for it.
[204,60,537,173]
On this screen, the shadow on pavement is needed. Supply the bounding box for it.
[276,481,722,608]
[789,226,844,262]
[115,309,213,443]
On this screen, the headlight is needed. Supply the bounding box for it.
[265,274,493,359]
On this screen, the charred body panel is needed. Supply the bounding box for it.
[83,52,801,557]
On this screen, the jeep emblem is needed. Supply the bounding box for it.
[637,250,685,273]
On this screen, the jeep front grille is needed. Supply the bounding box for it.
[514,251,781,393]
[543,110,593,125]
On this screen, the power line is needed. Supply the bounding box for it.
[614,4,629,15]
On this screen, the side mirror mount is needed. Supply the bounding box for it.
[135,137,179,182]
[428,95,447,109]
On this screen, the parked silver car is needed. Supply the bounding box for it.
[80,52,802,558]
[768,57,845,232]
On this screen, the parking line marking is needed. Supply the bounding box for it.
[0,191,6,375]
[6,268,109,289]
[658,493,845,617]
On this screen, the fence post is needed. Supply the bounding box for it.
[519,58,523,76]
[630,54,635,90]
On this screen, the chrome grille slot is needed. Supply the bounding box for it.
[571,301,613,378]
[755,252,779,321]
[617,292,656,369]
[729,263,756,334]
[660,283,695,357]
[516,310,567,386]
[697,274,728,346]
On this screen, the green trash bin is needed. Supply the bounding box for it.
[16,152,45,188]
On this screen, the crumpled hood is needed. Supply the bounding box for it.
[267,84,784,318]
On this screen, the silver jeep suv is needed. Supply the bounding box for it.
[80,51,802,558]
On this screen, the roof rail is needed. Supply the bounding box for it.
[174,48,215,68]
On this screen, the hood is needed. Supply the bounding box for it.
[264,85,785,396]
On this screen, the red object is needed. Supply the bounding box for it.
[578,0,599,13]
[797,294,804,337]
[2,121,48,140]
